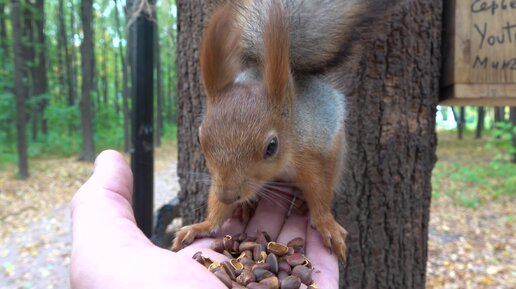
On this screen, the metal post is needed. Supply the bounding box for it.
[131,3,154,237]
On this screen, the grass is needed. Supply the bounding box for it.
[432,130,516,207]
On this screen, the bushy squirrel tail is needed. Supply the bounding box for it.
[237,0,395,74]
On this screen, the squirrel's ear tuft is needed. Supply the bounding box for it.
[200,2,240,102]
[263,0,291,105]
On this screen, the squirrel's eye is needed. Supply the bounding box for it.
[265,136,278,159]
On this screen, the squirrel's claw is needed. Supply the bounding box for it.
[311,214,348,262]
[171,222,213,251]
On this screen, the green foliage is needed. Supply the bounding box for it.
[432,131,516,208]
[0,0,178,170]
[485,122,516,162]
[30,103,82,156]
[93,105,125,150]
[162,122,177,141]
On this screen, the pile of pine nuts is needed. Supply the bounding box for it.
[192,232,319,289]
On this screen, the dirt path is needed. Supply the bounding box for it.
[0,162,179,289]
[1,166,179,289]
[0,141,179,289]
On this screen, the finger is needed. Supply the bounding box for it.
[276,214,308,245]
[70,150,151,249]
[305,226,339,289]
[219,216,246,237]
[244,195,290,241]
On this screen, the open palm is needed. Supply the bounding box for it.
[70,150,338,289]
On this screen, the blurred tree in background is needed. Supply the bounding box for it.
[0,0,178,176]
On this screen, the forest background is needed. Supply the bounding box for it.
[0,0,514,180]
[0,0,515,288]
[0,0,177,177]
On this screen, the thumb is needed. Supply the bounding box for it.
[70,150,151,247]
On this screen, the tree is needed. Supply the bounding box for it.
[29,0,49,138]
[79,0,95,161]
[57,0,77,107]
[114,0,131,152]
[494,107,505,123]
[154,14,164,147]
[0,1,9,57]
[175,0,441,288]
[476,106,485,139]
[11,0,29,179]
[453,106,466,139]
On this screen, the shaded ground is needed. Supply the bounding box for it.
[0,143,178,289]
[0,135,514,288]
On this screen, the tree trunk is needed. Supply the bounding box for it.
[166,22,176,124]
[70,0,78,107]
[176,0,216,224]
[475,106,484,139]
[11,0,29,179]
[56,0,66,102]
[115,0,132,152]
[167,52,174,123]
[31,0,48,137]
[79,0,96,161]
[494,107,505,123]
[113,46,120,114]
[176,1,440,288]
[458,106,465,139]
[58,0,76,107]
[154,17,163,147]
[331,1,440,286]
[0,2,9,58]
[21,0,34,138]
[102,39,108,105]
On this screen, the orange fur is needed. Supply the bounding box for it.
[199,1,240,101]
[172,0,348,261]
[263,0,291,105]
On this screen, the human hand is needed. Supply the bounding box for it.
[70,150,338,289]
[70,150,225,289]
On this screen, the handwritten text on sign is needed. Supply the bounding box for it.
[470,0,516,78]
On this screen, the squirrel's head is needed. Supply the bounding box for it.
[199,82,293,204]
[199,1,292,204]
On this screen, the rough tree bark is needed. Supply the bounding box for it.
[11,0,29,179]
[175,1,441,288]
[79,0,96,161]
[176,0,219,224]
[329,1,441,286]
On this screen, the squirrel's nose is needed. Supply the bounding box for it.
[216,191,240,204]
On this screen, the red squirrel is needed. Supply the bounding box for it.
[172,0,390,260]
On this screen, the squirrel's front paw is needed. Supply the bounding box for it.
[311,214,348,262]
[171,222,212,251]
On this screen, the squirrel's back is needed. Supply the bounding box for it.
[234,0,392,73]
